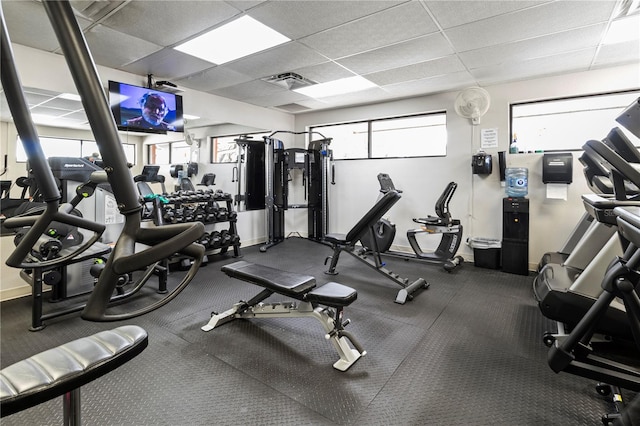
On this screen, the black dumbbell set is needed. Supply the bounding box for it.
[145,188,241,259]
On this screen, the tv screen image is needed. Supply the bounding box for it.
[109,81,184,134]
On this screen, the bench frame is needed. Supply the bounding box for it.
[201,261,365,371]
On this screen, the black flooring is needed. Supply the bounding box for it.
[1,237,637,425]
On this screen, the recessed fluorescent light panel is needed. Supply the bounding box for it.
[293,76,378,98]
[174,16,290,64]
[603,14,640,44]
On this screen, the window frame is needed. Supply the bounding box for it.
[16,136,136,165]
[209,131,272,164]
[509,89,640,154]
[309,111,448,160]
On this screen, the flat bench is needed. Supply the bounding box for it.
[1,325,148,424]
[202,261,365,371]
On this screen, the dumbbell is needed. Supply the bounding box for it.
[209,231,222,249]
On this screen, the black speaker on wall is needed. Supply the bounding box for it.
[498,151,506,182]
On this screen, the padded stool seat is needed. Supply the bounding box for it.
[1,325,148,419]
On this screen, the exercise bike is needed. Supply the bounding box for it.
[360,173,464,272]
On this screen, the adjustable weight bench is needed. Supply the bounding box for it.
[1,325,148,424]
[201,261,365,371]
[323,190,429,304]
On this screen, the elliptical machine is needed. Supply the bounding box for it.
[360,173,464,272]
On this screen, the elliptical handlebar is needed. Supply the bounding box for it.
[4,200,105,269]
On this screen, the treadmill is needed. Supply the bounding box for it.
[534,109,640,342]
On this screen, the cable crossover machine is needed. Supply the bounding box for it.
[233,130,334,251]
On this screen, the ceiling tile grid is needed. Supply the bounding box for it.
[443,1,616,52]
[298,1,440,60]
[100,1,243,47]
[457,24,608,70]
[0,0,638,121]
[365,55,468,87]
[335,33,455,76]
[247,0,405,40]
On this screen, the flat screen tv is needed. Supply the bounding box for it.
[109,81,183,134]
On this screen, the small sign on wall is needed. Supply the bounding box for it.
[481,128,498,149]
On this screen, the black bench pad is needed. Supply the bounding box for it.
[0,325,148,417]
[221,261,316,298]
[306,282,357,307]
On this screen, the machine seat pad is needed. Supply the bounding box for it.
[324,233,348,245]
[0,325,148,417]
[221,261,316,297]
[305,282,357,308]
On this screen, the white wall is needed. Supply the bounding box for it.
[294,64,640,270]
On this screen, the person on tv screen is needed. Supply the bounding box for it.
[126,92,175,131]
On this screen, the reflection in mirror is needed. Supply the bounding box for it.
[211,132,271,163]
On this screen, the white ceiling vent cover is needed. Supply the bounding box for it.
[262,72,317,90]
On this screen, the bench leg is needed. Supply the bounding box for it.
[324,247,342,275]
[63,388,81,426]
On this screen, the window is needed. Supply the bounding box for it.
[171,141,191,164]
[16,137,136,165]
[210,132,271,163]
[147,143,170,165]
[510,90,640,153]
[310,112,447,160]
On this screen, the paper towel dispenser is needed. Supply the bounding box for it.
[542,153,573,184]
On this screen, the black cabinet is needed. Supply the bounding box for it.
[502,197,529,275]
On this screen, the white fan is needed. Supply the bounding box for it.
[185,132,200,148]
[454,87,491,125]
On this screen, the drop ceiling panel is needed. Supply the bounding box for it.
[121,48,216,81]
[381,71,478,98]
[84,25,163,68]
[336,33,454,75]
[176,67,254,92]
[224,42,328,79]
[243,89,312,108]
[446,1,616,52]
[39,97,83,111]
[459,24,607,69]
[300,1,439,60]
[365,56,467,86]
[24,90,62,107]
[290,62,355,84]
[471,48,597,85]
[593,40,640,67]
[61,110,89,122]
[210,80,287,101]
[248,0,404,39]
[101,1,242,46]
[2,0,91,52]
[30,105,76,117]
[425,0,550,28]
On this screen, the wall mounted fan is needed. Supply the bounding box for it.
[454,87,491,125]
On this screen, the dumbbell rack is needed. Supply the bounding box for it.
[157,190,241,266]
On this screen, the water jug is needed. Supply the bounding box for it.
[505,167,528,197]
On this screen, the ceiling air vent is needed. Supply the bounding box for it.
[262,72,316,90]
